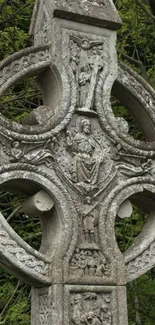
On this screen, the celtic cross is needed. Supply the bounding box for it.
[1,0,155,324]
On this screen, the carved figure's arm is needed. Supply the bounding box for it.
[66,130,73,147]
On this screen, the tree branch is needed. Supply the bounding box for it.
[0,280,20,319]
[119,51,148,80]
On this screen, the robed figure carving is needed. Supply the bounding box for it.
[70,36,104,113]
[66,118,102,189]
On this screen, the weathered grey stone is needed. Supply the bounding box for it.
[117,199,133,219]
[22,106,54,125]
[22,190,54,217]
[30,0,122,34]
[1,0,155,324]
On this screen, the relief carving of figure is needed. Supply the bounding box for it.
[70,36,104,112]
[81,311,101,325]
[78,65,91,109]
[71,295,83,325]
[83,212,97,243]
[66,118,102,191]
[95,254,109,277]
[99,296,112,325]
[82,197,99,243]
[70,293,112,325]
[10,137,58,167]
[70,249,109,278]
[10,141,23,161]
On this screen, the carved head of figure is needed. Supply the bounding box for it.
[85,311,97,324]
[85,196,91,204]
[100,304,108,313]
[71,294,82,306]
[82,119,91,134]
[78,65,90,85]
[12,141,20,148]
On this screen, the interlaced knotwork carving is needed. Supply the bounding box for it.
[31,287,53,325]
[0,226,48,274]
[0,213,50,285]
[0,45,51,96]
[126,241,155,281]
[0,49,50,87]
[39,292,52,325]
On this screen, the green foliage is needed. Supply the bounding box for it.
[111,98,145,140]
[0,190,41,324]
[116,0,155,86]
[0,78,43,121]
[0,0,42,121]
[127,275,155,324]
[0,275,31,324]
[116,206,146,252]
[0,0,34,59]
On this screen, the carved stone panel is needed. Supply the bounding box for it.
[62,28,110,117]
[64,285,128,325]
[53,115,115,196]
[31,287,53,325]
[69,248,110,282]
[69,35,104,114]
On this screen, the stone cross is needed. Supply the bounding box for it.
[1,0,155,324]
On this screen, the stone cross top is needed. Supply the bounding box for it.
[1,0,155,324]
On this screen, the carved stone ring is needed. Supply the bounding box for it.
[0,1,155,324]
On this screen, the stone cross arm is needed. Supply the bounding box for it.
[0,0,155,324]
